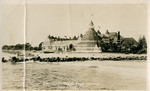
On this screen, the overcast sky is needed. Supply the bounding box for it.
[2,4,147,46]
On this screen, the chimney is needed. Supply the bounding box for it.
[106,30,109,34]
[117,31,120,41]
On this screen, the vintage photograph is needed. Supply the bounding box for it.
[1,3,148,90]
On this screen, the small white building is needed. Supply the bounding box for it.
[42,38,79,53]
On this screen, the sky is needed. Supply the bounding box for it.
[2,4,147,46]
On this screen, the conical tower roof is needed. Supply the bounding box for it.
[81,21,98,40]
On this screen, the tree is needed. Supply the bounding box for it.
[14,44,24,50]
[138,36,143,49]
[100,42,110,52]
[2,45,9,50]
[73,36,77,40]
[137,35,147,53]
[33,46,39,50]
[141,35,147,48]
[25,43,32,50]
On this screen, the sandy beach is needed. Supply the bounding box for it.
[2,60,147,90]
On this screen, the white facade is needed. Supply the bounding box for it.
[75,45,102,52]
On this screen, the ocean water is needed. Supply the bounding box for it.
[2,60,147,90]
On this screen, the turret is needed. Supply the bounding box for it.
[89,21,94,28]
[106,30,109,34]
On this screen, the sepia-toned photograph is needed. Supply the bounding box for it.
[1,1,149,91]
